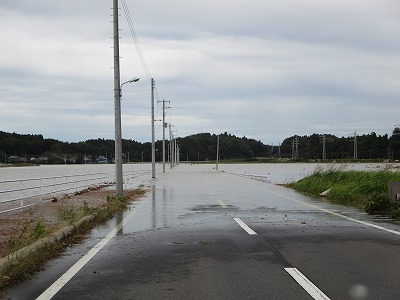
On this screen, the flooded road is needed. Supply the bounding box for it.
[6,164,400,299]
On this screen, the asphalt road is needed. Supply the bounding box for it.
[6,164,400,299]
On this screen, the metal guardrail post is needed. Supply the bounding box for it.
[53,177,56,198]
[20,179,24,209]
[39,178,42,202]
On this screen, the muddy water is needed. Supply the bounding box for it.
[0,163,153,182]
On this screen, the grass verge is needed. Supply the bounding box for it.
[0,188,146,291]
[287,164,400,217]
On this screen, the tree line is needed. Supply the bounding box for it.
[280,131,400,161]
[0,129,399,164]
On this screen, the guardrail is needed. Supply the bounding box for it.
[226,171,272,183]
[0,169,152,215]
[0,172,113,214]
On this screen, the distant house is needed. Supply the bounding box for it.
[7,156,19,163]
[37,157,48,163]
[96,156,107,164]
[7,156,29,163]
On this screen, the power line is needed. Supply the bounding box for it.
[120,1,178,142]
[119,0,166,126]
[120,0,162,104]
[120,0,151,80]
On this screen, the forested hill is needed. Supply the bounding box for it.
[177,133,268,161]
[0,131,268,164]
[0,130,399,164]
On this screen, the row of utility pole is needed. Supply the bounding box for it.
[149,80,181,178]
[290,132,358,161]
[156,99,179,171]
[113,0,178,196]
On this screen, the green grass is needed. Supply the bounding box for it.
[288,165,400,215]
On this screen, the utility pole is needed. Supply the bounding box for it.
[158,99,170,173]
[291,139,295,159]
[176,142,179,165]
[291,136,299,159]
[151,78,156,178]
[320,134,326,160]
[173,135,176,167]
[278,143,281,158]
[169,124,173,169]
[216,134,219,170]
[353,131,358,160]
[113,0,123,196]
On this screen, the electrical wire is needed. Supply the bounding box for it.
[120,0,151,80]
[120,0,163,107]
[120,0,177,129]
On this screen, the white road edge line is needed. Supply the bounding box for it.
[234,217,257,235]
[268,190,400,237]
[285,268,331,300]
[36,204,143,300]
[217,200,228,208]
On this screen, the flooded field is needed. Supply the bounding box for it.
[0,163,153,182]
[0,162,391,184]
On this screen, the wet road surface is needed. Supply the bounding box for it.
[6,164,400,299]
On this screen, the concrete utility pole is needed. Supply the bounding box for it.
[162,101,166,172]
[321,134,326,160]
[353,131,358,160]
[171,134,174,168]
[113,0,123,196]
[278,143,281,158]
[175,142,179,165]
[169,124,173,169]
[291,136,299,159]
[158,99,170,173]
[291,139,295,159]
[216,134,219,170]
[167,125,178,168]
[151,78,156,179]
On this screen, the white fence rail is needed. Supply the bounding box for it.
[226,171,272,183]
[0,170,150,214]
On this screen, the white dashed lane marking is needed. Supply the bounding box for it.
[285,268,331,300]
[233,217,257,235]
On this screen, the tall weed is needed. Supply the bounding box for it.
[289,168,400,215]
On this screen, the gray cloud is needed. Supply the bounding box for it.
[0,0,399,145]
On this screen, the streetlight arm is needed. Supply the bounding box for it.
[120,77,140,99]
[121,77,140,88]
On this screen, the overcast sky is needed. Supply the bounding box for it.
[1,0,399,145]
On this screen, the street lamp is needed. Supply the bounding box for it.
[115,77,140,196]
[121,77,140,90]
